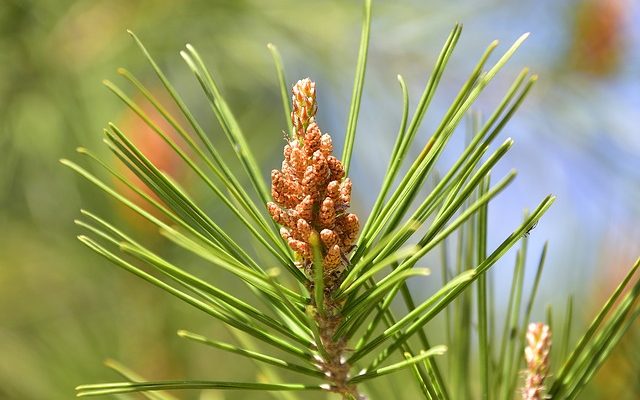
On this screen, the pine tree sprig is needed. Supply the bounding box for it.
[64,2,640,398]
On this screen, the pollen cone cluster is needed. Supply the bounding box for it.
[267,78,359,283]
[522,322,552,400]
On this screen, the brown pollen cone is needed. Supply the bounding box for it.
[267,78,359,288]
[267,78,364,399]
[522,322,552,400]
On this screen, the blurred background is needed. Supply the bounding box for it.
[1,0,638,398]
